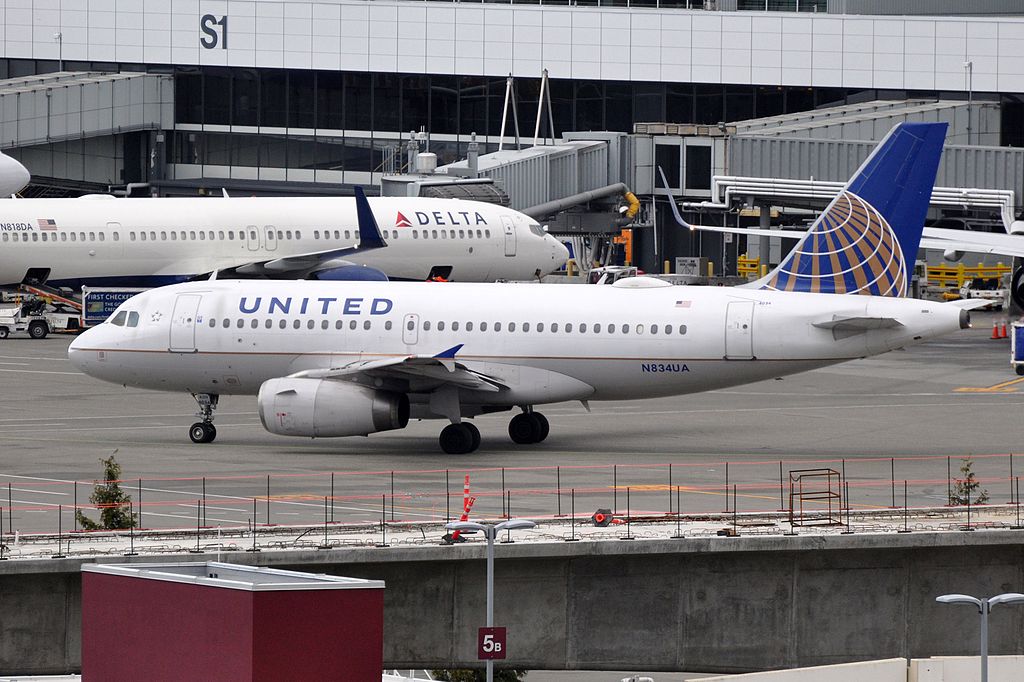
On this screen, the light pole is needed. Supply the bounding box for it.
[446,519,537,682]
[963,60,973,145]
[936,592,1024,682]
[54,32,62,72]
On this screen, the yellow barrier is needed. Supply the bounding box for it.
[737,254,760,278]
[927,262,1011,288]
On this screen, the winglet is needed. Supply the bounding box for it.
[434,344,464,359]
[354,186,387,250]
[657,167,695,230]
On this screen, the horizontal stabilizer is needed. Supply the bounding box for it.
[946,298,997,311]
[812,316,904,331]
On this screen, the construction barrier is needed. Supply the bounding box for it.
[927,262,1011,288]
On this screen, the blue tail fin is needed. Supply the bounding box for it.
[760,121,947,297]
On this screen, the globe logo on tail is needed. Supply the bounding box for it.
[762,191,906,297]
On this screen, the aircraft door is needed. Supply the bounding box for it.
[403,313,419,345]
[246,225,259,251]
[501,216,516,257]
[169,294,202,352]
[264,226,278,251]
[724,301,754,360]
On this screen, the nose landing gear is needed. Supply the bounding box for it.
[188,393,219,444]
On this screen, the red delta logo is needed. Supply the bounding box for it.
[395,212,412,228]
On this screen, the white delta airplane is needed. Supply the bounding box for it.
[0,189,569,287]
[70,122,981,454]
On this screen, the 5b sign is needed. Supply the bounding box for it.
[478,627,507,660]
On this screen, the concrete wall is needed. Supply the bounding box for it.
[910,656,1024,682]
[702,658,908,681]
[3,531,1024,675]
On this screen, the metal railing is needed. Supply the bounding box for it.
[927,262,1012,289]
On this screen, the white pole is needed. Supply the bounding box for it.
[486,526,495,682]
[980,601,989,682]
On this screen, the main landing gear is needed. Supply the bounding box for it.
[189,393,219,444]
[508,410,549,445]
[439,422,481,455]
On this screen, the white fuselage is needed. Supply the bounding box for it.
[0,196,568,287]
[69,279,967,409]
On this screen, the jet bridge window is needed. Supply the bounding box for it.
[127,311,139,327]
[110,311,127,326]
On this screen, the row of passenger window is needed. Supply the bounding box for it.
[210,317,388,331]
[418,320,688,335]
[206,317,688,337]
[1,227,493,245]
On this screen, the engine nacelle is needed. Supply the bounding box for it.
[943,248,965,263]
[258,378,409,437]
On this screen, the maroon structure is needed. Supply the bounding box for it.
[81,562,385,682]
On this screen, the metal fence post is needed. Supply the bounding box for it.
[331,472,335,523]
[620,487,633,541]
[565,488,578,542]
[319,496,330,549]
[190,499,202,553]
[137,478,143,529]
[376,494,389,548]
[898,481,910,533]
[556,466,562,517]
[53,505,66,559]
[247,498,260,552]
[672,486,683,539]
[125,502,138,557]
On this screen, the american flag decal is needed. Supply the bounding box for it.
[37,218,57,231]
[675,300,691,308]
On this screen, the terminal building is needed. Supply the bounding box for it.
[1,0,1024,274]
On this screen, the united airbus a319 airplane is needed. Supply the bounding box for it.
[70,122,981,454]
[0,190,569,287]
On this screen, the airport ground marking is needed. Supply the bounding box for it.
[954,377,1024,393]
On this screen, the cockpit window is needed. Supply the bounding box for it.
[127,311,140,327]
[110,311,127,326]
[529,224,546,237]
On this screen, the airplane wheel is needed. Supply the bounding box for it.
[509,413,541,444]
[464,422,481,452]
[189,422,216,444]
[531,413,549,443]
[440,423,475,455]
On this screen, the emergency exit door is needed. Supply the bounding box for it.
[724,301,754,360]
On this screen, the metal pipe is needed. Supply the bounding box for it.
[523,182,632,220]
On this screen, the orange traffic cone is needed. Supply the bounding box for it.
[1001,322,1009,339]
[992,321,1001,339]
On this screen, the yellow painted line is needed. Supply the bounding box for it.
[955,377,1024,393]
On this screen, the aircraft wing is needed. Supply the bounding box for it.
[290,345,507,393]
[233,186,388,277]
[920,227,1024,259]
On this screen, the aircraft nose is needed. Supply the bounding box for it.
[68,326,101,375]
[552,238,570,267]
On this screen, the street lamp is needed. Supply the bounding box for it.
[446,519,537,682]
[936,592,1024,682]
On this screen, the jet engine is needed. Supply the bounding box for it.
[257,378,409,437]
[943,248,964,263]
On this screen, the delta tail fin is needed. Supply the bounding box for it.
[755,122,947,297]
